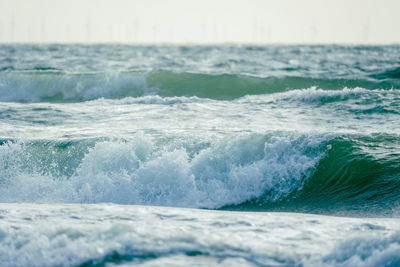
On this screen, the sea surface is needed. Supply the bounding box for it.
[0,44,399,266]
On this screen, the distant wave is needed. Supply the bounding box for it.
[369,66,400,80]
[0,133,399,216]
[0,70,399,102]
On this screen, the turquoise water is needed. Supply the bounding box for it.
[0,44,400,266]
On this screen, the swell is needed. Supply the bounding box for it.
[0,133,399,216]
[0,70,399,102]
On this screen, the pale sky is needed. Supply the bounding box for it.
[0,0,399,44]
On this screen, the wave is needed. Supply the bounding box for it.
[369,66,400,80]
[236,87,400,115]
[0,70,399,102]
[225,134,400,216]
[0,133,325,208]
[0,133,399,215]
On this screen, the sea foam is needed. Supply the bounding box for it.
[0,133,326,208]
[1,203,399,267]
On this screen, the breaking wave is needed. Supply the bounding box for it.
[0,70,399,102]
[0,133,399,215]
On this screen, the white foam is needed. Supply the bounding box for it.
[276,86,368,102]
[0,133,327,208]
[87,95,207,105]
[235,87,376,106]
[312,232,400,266]
[0,203,399,267]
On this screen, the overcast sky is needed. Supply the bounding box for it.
[0,0,399,44]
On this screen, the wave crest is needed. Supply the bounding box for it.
[0,133,325,208]
[1,133,399,215]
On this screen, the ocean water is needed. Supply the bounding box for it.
[0,44,400,266]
